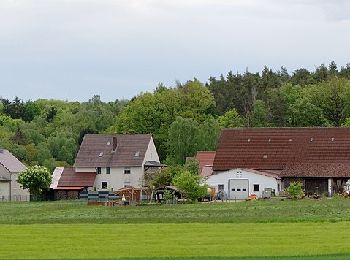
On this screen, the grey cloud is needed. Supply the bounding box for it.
[0,0,349,101]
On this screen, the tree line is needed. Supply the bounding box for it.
[1,61,350,170]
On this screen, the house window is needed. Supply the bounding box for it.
[218,184,224,191]
[124,168,131,174]
[254,184,260,192]
[102,182,108,189]
[96,167,101,174]
[106,167,111,174]
[278,183,280,192]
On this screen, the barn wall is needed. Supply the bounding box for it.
[282,177,349,196]
[54,190,80,200]
[206,169,280,198]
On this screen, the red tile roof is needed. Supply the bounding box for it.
[74,134,152,168]
[195,151,216,171]
[281,163,350,178]
[201,166,214,177]
[213,128,350,177]
[57,167,96,188]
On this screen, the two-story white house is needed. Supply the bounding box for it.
[0,149,29,201]
[74,134,160,191]
[52,134,160,196]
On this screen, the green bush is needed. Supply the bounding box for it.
[163,190,173,204]
[172,170,208,203]
[286,182,304,199]
[17,165,52,200]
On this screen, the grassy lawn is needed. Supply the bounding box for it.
[1,223,350,259]
[1,198,350,224]
[2,199,350,259]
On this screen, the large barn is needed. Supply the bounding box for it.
[209,128,350,199]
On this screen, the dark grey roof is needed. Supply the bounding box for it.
[144,161,165,167]
[74,134,152,167]
[0,149,26,173]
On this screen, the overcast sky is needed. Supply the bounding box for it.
[0,0,349,101]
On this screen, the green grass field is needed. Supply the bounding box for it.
[1,198,350,224]
[2,198,350,259]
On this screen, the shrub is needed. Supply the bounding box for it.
[163,190,174,204]
[172,170,208,203]
[286,182,304,199]
[17,165,52,200]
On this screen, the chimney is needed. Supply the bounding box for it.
[112,136,118,152]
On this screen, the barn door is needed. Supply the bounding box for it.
[228,179,249,200]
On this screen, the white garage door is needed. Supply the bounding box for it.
[228,179,249,200]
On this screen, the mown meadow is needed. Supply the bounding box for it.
[1,197,350,224]
[1,198,350,259]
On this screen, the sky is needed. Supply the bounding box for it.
[0,0,349,101]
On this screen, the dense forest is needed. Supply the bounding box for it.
[1,62,350,170]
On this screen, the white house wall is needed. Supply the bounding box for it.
[0,182,10,200]
[94,166,144,191]
[75,167,96,173]
[0,164,29,201]
[75,138,159,191]
[11,172,30,201]
[206,169,280,199]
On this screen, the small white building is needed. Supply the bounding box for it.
[0,149,29,201]
[206,168,281,199]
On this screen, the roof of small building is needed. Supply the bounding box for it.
[280,163,350,178]
[0,149,26,173]
[201,166,214,177]
[56,167,96,188]
[195,151,216,176]
[213,128,350,177]
[74,134,152,168]
[50,167,64,189]
[144,161,165,167]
